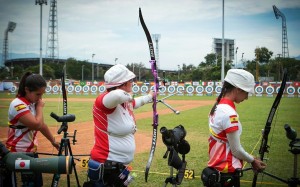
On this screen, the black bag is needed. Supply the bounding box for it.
[201,167,220,187]
[87,159,104,182]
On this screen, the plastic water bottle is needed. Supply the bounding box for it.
[123,172,137,186]
[119,166,132,180]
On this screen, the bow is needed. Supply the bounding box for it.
[53,67,69,134]
[51,67,79,187]
[252,69,287,187]
[51,68,68,187]
[139,8,159,182]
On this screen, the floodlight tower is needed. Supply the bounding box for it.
[92,54,95,82]
[273,5,289,58]
[35,0,47,76]
[46,0,59,61]
[152,34,161,71]
[2,21,16,67]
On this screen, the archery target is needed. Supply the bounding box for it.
[132,85,140,93]
[75,85,82,93]
[150,85,155,91]
[205,86,213,94]
[67,85,74,93]
[196,86,204,94]
[167,85,176,94]
[255,86,263,94]
[186,86,194,94]
[10,86,17,93]
[45,86,52,93]
[276,86,281,93]
[215,86,222,94]
[52,85,59,93]
[83,85,90,93]
[99,86,106,93]
[287,86,295,95]
[177,86,184,94]
[91,85,98,93]
[159,86,166,93]
[265,86,274,95]
[140,85,149,93]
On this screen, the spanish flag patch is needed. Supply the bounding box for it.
[230,115,238,124]
[15,104,26,111]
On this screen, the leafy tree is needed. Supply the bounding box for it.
[126,62,151,82]
[254,47,273,80]
[25,64,55,80]
[0,67,10,80]
[270,57,300,81]
[204,53,218,66]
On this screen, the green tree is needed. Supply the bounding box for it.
[0,67,10,80]
[25,64,55,80]
[204,53,218,66]
[254,47,273,80]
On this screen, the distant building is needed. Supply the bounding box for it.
[212,38,235,61]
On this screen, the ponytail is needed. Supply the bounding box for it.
[17,72,32,97]
[209,82,235,115]
[17,72,46,97]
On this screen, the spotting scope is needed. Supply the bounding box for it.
[0,142,72,174]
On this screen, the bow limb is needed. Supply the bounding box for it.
[139,8,159,182]
[56,66,68,134]
[51,66,67,187]
[61,67,67,116]
[252,69,287,187]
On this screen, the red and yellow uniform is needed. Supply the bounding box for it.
[208,98,242,173]
[6,97,38,152]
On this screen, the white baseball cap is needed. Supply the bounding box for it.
[104,64,136,89]
[224,69,255,94]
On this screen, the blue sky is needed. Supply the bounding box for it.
[0,0,300,70]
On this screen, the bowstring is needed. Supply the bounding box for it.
[256,96,283,186]
[243,94,283,187]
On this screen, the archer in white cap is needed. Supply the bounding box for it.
[88,64,153,186]
[201,69,266,186]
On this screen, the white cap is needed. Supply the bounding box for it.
[224,69,255,94]
[104,64,136,89]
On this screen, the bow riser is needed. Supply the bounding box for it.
[139,7,159,182]
[252,69,287,187]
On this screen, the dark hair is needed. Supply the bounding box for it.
[17,72,47,97]
[106,82,128,92]
[209,81,235,115]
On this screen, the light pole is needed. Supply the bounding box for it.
[82,65,85,81]
[235,47,238,68]
[92,54,95,82]
[114,57,118,65]
[2,21,16,68]
[177,65,180,82]
[242,52,244,61]
[132,63,134,73]
[35,0,47,76]
[139,62,142,82]
[3,22,16,78]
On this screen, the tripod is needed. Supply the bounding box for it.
[164,166,178,187]
[50,112,81,187]
[287,139,300,186]
[163,147,187,187]
[258,139,299,186]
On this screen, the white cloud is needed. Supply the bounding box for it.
[0,0,299,70]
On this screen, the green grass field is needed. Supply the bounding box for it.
[0,92,299,186]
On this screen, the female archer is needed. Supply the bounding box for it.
[202,69,266,187]
[87,64,153,187]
